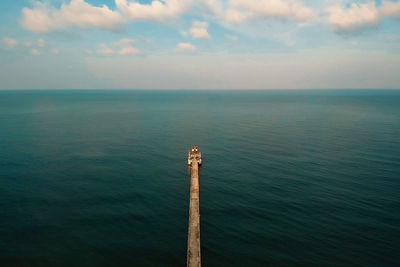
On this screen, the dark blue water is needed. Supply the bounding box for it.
[0,90,399,266]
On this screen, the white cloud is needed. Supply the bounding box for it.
[380,0,400,19]
[96,39,140,56]
[2,37,18,49]
[37,38,46,47]
[60,0,123,31]
[21,2,62,33]
[119,46,140,55]
[176,42,196,52]
[325,2,379,32]
[113,38,135,47]
[51,48,60,55]
[189,21,210,39]
[30,48,41,55]
[115,0,189,21]
[325,1,400,33]
[225,0,316,24]
[24,41,33,47]
[21,0,123,34]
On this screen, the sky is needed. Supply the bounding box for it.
[0,0,400,90]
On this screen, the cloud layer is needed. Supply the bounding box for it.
[326,1,400,32]
[21,0,319,34]
[20,0,400,35]
[21,0,123,33]
[4,1,400,90]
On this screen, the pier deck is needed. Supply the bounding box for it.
[187,147,201,267]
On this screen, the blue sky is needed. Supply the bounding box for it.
[1,0,400,89]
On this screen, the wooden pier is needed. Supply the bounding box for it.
[187,146,202,267]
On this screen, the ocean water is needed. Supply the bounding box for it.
[0,90,399,266]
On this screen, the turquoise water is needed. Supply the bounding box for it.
[0,90,399,266]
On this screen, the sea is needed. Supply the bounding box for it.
[0,90,399,266]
